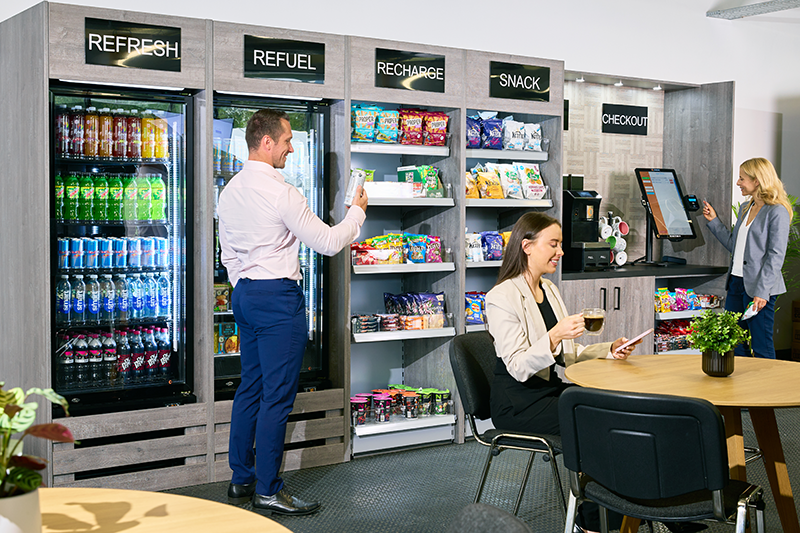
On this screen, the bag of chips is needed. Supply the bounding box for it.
[523,123,543,151]
[466,116,482,148]
[466,232,483,262]
[465,172,480,198]
[514,162,546,199]
[351,105,380,142]
[465,292,486,324]
[399,109,424,145]
[425,235,442,263]
[375,109,400,143]
[481,231,504,261]
[423,112,449,146]
[481,117,503,150]
[490,163,524,199]
[502,116,526,151]
[476,171,503,199]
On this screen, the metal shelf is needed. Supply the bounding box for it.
[466,261,502,268]
[351,143,449,157]
[657,348,701,355]
[352,262,456,275]
[352,327,456,343]
[465,149,548,162]
[368,197,454,207]
[214,310,234,316]
[465,324,487,333]
[353,414,455,437]
[464,199,552,208]
[655,309,719,320]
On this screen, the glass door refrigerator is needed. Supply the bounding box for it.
[51,83,195,415]
[212,96,327,399]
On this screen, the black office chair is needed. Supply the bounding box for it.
[449,331,566,516]
[446,502,534,533]
[558,387,765,533]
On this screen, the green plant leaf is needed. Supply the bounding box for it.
[25,423,75,443]
[6,467,43,493]
[0,387,24,410]
[9,454,48,471]
[26,388,69,414]
[0,403,37,433]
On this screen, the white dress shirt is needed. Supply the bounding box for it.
[731,212,752,277]
[218,160,365,286]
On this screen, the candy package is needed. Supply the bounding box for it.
[425,235,442,263]
[523,123,543,151]
[465,172,480,198]
[399,109,424,145]
[423,112,449,146]
[476,171,503,199]
[351,105,380,142]
[375,109,400,143]
[502,116,526,151]
[466,116,482,148]
[404,233,427,264]
[674,288,689,312]
[481,231,503,261]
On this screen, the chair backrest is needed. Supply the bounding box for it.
[446,503,534,533]
[449,331,497,421]
[558,387,729,500]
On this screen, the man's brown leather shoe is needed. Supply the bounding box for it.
[227,480,256,505]
[252,488,320,516]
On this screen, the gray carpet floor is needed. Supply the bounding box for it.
[165,408,800,532]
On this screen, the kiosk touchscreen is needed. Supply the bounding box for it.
[634,168,696,240]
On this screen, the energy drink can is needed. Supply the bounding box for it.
[154,237,169,268]
[112,237,128,269]
[97,237,113,269]
[127,237,142,269]
[83,237,99,269]
[69,238,84,269]
[58,238,70,270]
[140,237,155,268]
[344,168,366,207]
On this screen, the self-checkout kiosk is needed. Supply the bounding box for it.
[562,190,611,272]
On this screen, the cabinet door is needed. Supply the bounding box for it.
[605,277,655,354]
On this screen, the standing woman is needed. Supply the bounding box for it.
[703,157,792,359]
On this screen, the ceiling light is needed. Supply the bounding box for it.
[576,76,585,83]
[653,85,662,91]
[614,80,624,87]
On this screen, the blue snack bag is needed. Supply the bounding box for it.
[375,109,399,143]
[466,116,482,148]
[481,118,503,149]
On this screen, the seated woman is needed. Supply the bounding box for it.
[485,212,640,533]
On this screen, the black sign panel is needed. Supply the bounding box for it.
[489,61,550,102]
[85,18,181,72]
[374,48,445,93]
[602,103,649,135]
[244,35,325,84]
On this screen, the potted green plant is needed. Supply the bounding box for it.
[1,382,75,532]
[687,310,751,377]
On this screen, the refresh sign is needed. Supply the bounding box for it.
[602,103,649,135]
[85,18,181,72]
[244,35,325,84]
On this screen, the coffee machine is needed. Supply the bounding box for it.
[562,190,611,272]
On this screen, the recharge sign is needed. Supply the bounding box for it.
[244,35,325,84]
[602,103,649,135]
[489,61,550,102]
[85,18,181,72]
[374,48,445,93]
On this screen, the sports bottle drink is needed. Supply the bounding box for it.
[112,109,128,160]
[55,173,65,221]
[83,107,99,158]
[127,109,142,160]
[71,275,86,325]
[107,174,124,222]
[157,271,171,318]
[99,274,115,323]
[150,174,167,222]
[130,329,146,383]
[115,274,129,323]
[102,332,118,386]
[136,174,152,221]
[123,174,138,221]
[117,331,131,384]
[78,174,94,222]
[98,108,113,159]
[85,274,101,326]
[93,174,109,222]
[69,105,84,157]
[87,333,103,385]
[144,273,158,318]
[57,334,75,390]
[56,275,71,325]
[64,173,80,221]
[73,334,89,388]
[157,327,172,379]
[141,110,156,159]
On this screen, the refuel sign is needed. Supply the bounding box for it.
[244,35,325,84]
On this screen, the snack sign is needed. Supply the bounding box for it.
[85,18,181,72]
[244,35,325,84]
[374,48,446,93]
[489,61,550,102]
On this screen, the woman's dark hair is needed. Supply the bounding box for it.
[245,109,290,151]
[496,212,561,285]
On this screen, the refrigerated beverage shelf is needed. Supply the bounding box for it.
[56,221,170,230]
[350,143,450,157]
[465,148,548,162]
[214,310,234,316]
[55,155,171,166]
[466,260,502,268]
[352,327,456,343]
[353,414,455,437]
[57,267,170,275]
[368,197,455,207]
[464,198,553,208]
[56,317,171,330]
[352,262,455,275]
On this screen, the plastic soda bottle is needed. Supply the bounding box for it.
[68,105,84,157]
[107,174,124,222]
[71,274,86,325]
[141,110,156,160]
[154,111,169,159]
[144,328,158,382]
[102,332,118,386]
[93,173,109,222]
[73,334,89,388]
[130,329,146,383]
[55,104,70,157]
[115,274,129,323]
[157,327,172,379]
[83,106,99,158]
[99,274,115,323]
[78,173,95,222]
[112,109,128,160]
[123,174,138,221]
[56,275,72,325]
[117,331,132,384]
[64,173,80,221]
[85,274,101,326]
[136,174,152,221]
[98,108,113,159]
[157,271,171,318]
[129,273,145,319]
[88,333,104,385]
[127,109,142,160]
[150,174,167,222]
[144,273,158,318]
[55,173,65,221]
[57,334,75,390]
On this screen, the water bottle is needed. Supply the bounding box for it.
[73,334,89,388]
[114,274,129,323]
[129,273,145,320]
[130,328,146,383]
[87,333,103,386]
[101,332,118,387]
[157,271,171,318]
[99,274,115,324]
[143,328,158,382]
[71,275,86,325]
[57,334,75,391]
[85,275,101,326]
[117,331,132,385]
[157,327,172,380]
[144,273,158,318]
[56,275,72,326]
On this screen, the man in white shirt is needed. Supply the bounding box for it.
[218,109,367,515]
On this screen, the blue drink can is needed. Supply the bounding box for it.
[97,238,113,269]
[83,238,99,269]
[154,237,168,268]
[112,237,127,269]
[69,238,84,269]
[127,237,142,269]
[141,237,155,268]
[58,238,70,270]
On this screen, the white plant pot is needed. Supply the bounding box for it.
[0,489,41,533]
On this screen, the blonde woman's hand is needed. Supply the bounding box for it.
[702,200,717,222]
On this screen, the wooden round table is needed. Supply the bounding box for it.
[40,487,292,533]
[565,354,800,533]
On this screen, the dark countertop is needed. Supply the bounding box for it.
[561,264,728,281]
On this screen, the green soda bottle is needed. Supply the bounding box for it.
[93,173,109,222]
[64,173,80,221]
[136,174,152,221]
[78,173,95,222]
[123,174,138,221]
[55,172,65,220]
[150,174,167,222]
[107,174,124,222]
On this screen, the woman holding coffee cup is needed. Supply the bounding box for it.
[485,212,641,533]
